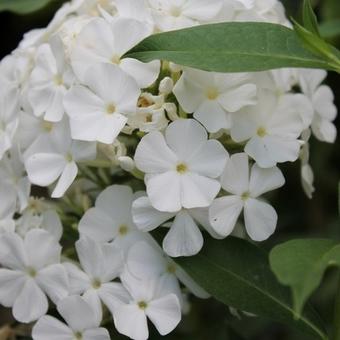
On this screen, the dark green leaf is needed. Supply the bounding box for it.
[270,239,340,318]
[0,0,54,14]
[303,0,321,37]
[169,235,327,339]
[125,22,333,73]
[320,20,340,38]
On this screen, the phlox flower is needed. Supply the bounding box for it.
[64,236,128,321]
[70,17,160,88]
[173,68,257,132]
[79,185,148,253]
[134,119,228,212]
[209,153,285,241]
[25,122,96,198]
[230,90,311,168]
[0,230,69,323]
[32,295,110,340]
[64,63,140,144]
[0,182,16,233]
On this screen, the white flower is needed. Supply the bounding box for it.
[79,185,148,253]
[0,87,19,160]
[126,241,210,304]
[173,69,257,132]
[64,63,140,144]
[298,69,337,143]
[114,271,181,340]
[230,90,310,168]
[132,195,222,257]
[71,17,160,88]
[134,119,228,212]
[0,182,16,233]
[300,129,315,199]
[27,36,75,122]
[64,236,128,321]
[25,123,96,198]
[32,295,110,340]
[209,153,285,241]
[0,229,69,323]
[148,0,223,31]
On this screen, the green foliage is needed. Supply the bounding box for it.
[172,235,327,339]
[302,0,320,37]
[319,20,340,39]
[270,239,340,318]
[124,22,333,73]
[0,0,54,14]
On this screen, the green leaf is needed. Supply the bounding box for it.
[270,239,340,318]
[0,0,54,14]
[125,22,334,73]
[171,235,327,339]
[303,0,321,37]
[320,19,340,38]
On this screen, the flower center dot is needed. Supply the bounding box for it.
[257,126,267,137]
[167,263,176,274]
[119,224,128,235]
[206,87,219,100]
[106,103,116,115]
[170,6,181,17]
[111,54,121,64]
[138,301,148,310]
[26,267,37,278]
[241,191,250,201]
[145,114,153,123]
[176,163,188,174]
[42,121,53,132]
[74,332,83,340]
[53,74,63,86]
[65,153,73,162]
[92,278,102,289]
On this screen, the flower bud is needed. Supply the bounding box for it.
[118,156,135,172]
[159,77,174,95]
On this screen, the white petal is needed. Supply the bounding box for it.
[180,173,220,209]
[313,85,337,120]
[114,304,148,340]
[0,269,26,307]
[41,210,63,241]
[52,161,78,198]
[146,294,181,335]
[25,153,66,187]
[249,164,285,197]
[0,232,27,269]
[98,282,131,313]
[132,196,175,232]
[24,229,61,270]
[32,315,73,340]
[187,139,228,178]
[244,198,277,241]
[36,264,69,304]
[220,153,249,195]
[163,210,203,257]
[13,279,48,323]
[134,131,177,173]
[63,262,90,294]
[209,196,243,237]
[312,116,337,143]
[146,172,182,212]
[165,119,207,160]
[57,295,99,332]
[82,328,111,340]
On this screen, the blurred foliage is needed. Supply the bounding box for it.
[0,0,339,339]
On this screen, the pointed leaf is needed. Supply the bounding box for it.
[270,239,340,317]
[125,22,334,73]
[303,0,321,37]
[0,0,53,14]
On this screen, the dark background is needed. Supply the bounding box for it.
[0,0,339,339]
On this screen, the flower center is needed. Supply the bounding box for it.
[119,224,128,235]
[241,191,250,201]
[74,332,83,340]
[138,96,152,108]
[167,263,176,274]
[65,153,73,162]
[138,301,148,310]
[106,103,116,115]
[42,121,54,132]
[145,113,153,123]
[53,74,63,86]
[92,278,102,289]
[176,163,188,174]
[206,87,219,100]
[257,126,267,138]
[26,267,37,278]
[111,54,121,65]
[170,6,182,17]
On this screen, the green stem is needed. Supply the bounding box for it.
[333,272,340,340]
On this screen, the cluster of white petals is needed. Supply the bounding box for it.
[0,0,337,339]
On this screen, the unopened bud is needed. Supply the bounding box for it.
[163,102,179,121]
[118,156,135,172]
[159,77,174,95]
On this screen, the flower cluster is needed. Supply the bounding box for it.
[0,0,337,339]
